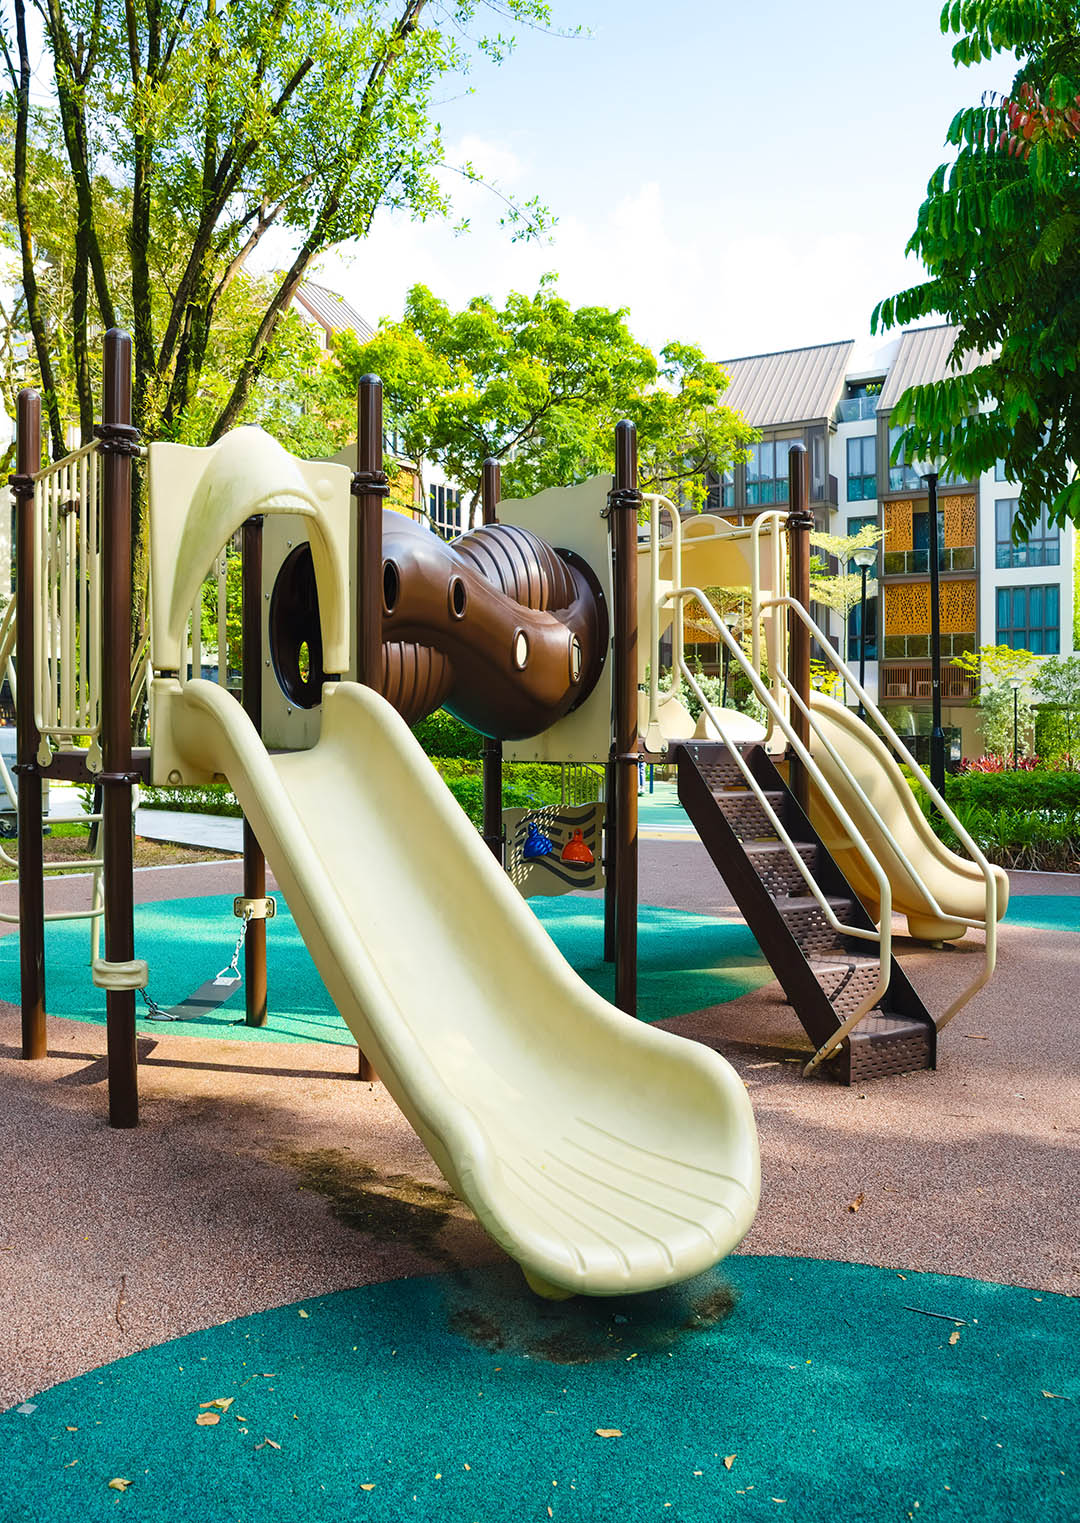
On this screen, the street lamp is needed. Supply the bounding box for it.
[852,544,877,719]
[915,458,946,801]
[1010,677,1022,768]
[721,611,741,707]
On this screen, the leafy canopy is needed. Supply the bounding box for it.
[332,276,757,506]
[872,1,1080,532]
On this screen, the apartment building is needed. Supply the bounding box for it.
[710,325,1075,759]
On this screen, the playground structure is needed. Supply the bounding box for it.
[6,329,1010,1294]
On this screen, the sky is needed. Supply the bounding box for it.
[306,0,1013,366]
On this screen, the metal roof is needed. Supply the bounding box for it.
[293,280,375,344]
[876,323,983,411]
[716,340,854,428]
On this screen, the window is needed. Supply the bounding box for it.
[707,470,734,511]
[995,498,1059,569]
[996,584,1060,654]
[994,459,1008,482]
[888,426,922,492]
[847,593,878,663]
[746,439,792,506]
[846,436,876,501]
[428,483,462,538]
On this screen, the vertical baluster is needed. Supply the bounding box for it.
[62,463,76,732]
[217,554,228,686]
[190,584,202,685]
[78,453,89,729]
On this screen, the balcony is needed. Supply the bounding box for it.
[880,663,975,703]
[836,397,879,423]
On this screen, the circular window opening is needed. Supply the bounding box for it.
[383,559,400,614]
[449,576,467,619]
[513,630,529,670]
[569,635,583,683]
[268,543,327,710]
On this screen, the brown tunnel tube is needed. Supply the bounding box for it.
[380,512,607,739]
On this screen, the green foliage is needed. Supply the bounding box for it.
[931,802,1080,872]
[431,757,564,827]
[140,784,242,816]
[951,642,1038,755]
[333,277,756,510]
[872,1,1080,531]
[410,709,483,760]
[945,768,1080,810]
[1034,652,1080,756]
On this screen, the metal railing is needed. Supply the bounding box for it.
[561,762,605,807]
[644,503,999,1072]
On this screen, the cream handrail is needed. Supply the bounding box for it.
[761,594,998,1030]
[666,586,894,1074]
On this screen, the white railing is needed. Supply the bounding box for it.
[645,502,999,1070]
[182,549,233,689]
[760,594,998,1033]
[33,440,103,768]
[667,585,892,1074]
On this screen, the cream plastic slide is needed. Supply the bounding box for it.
[806,693,1009,942]
[167,677,760,1298]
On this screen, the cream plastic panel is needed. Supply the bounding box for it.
[154,675,759,1296]
[148,430,352,676]
[501,477,613,764]
[807,692,1010,940]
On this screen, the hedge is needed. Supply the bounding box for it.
[410,709,482,759]
[945,770,1080,812]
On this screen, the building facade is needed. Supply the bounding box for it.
[712,325,1075,759]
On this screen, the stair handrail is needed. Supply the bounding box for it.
[667,585,894,1073]
[761,594,998,1031]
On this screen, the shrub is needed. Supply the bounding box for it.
[944,769,1080,812]
[411,709,482,759]
[140,784,242,816]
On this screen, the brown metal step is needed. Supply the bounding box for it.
[773,894,857,957]
[741,839,818,897]
[713,789,784,842]
[805,957,883,1018]
[694,745,752,791]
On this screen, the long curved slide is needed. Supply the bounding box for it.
[806,693,1009,942]
[169,678,759,1297]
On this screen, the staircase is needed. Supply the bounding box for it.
[677,741,936,1085]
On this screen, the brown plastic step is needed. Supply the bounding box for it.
[741,840,818,897]
[713,789,784,842]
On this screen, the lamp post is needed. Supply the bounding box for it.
[852,544,877,719]
[1011,678,1022,768]
[918,464,946,801]
[721,611,740,707]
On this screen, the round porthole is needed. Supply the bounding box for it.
[513,630,529,670]
[383,559,400,615]
[569,634,583,683]
[449,576,467,619]
[268,543,327,709]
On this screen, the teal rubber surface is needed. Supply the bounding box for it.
[0,894,770,1043]
[2,1256,1075,1522]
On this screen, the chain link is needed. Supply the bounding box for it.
[141,909,251,1022]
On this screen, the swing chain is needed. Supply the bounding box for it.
[141,907,252,1022]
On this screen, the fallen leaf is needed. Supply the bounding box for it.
[948,1330,961,1346]
[961,1034,989,1040]
[463,1462,471,1470]
[548,1510,553,1519]
[195,1413,220,1427]
[724,1455,736,1470]
[625,1353,638,1361]
[64,1460,78,1468]
[298,1310,309,1319]
[1042,1391,1068,1400]
[65,1426,78,1432]
[360,1483,375,1491]
[200,1398,234,1412]
[772,1499,787,1505]
[595,1429,623,1438]
[107,1478,132,1492]
[848,1192,865,1213]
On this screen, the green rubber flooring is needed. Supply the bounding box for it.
[2,1256,1075,1522]
[993,894,1080,933]
[0,894,771,1043]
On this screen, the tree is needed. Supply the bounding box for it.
[332,277,757,511]
[872,1,1080,534]
[0,0,555,459]
[809,524,886,671]
[1035,652,1080,760]
[953,642,1040,757]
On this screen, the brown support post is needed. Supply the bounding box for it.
[602,765,616,962]
[480,458,503,863]
[351,374,388,1082]
[786,441,813,815]
[98,330,140,1128]
[12,389,46,1059]
[612,421,640,1016]
[241,514,267,1026]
